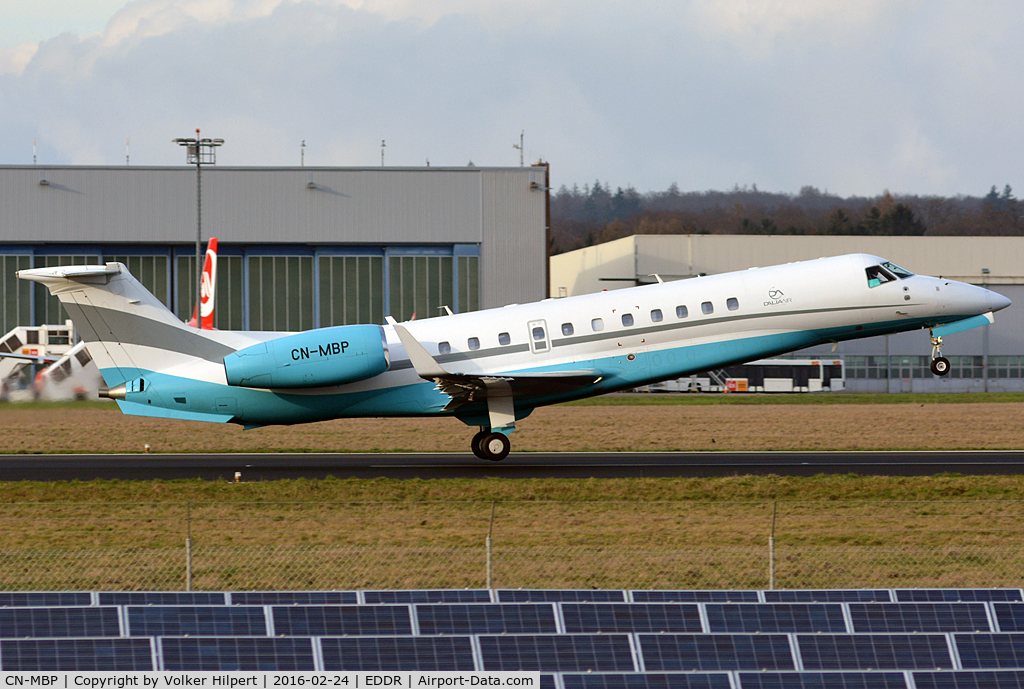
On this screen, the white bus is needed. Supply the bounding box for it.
[648,359,845,393]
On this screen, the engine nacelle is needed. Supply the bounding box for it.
[223,324,390,388]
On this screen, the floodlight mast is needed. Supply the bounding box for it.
[172,129,223,329]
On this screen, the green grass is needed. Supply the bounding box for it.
[2,475,1024,590]
[0,400,115,412]
[3,473,1024,504]
[566,392,1024,406]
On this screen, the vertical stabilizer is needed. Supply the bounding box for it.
[187,237,218,329]
[17,263,231,388]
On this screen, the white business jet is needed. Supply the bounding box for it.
[18,254,1009,461]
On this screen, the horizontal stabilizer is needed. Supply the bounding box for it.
[932,311,996,338]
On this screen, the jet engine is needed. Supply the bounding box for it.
[223,324,390,388]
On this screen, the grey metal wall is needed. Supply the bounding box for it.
[0,165,548,310]
[480,166,549,309]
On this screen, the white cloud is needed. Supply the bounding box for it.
[0,0,1021,197]
[0,41,39,76]
[691,0,904,54]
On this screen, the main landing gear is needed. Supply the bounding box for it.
[930,332,950,376]
[471,429,511,461]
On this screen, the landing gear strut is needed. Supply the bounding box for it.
[471,428,511,461]
[930,332,950,376]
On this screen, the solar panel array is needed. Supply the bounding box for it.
[0,588,1021,686]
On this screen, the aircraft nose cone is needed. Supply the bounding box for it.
[989,290,1012,312]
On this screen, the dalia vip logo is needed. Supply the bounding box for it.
[765,288,792,306]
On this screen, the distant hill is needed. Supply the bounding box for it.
[550,182,1023,254]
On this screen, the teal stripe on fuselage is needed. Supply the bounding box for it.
[103,315,943,427]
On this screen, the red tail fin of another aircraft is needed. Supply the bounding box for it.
[187,237,218,329]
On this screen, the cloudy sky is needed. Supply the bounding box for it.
[0,0,1021,197]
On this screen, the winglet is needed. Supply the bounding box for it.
[392,324,449,379]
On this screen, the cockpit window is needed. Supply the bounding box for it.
[880,261,914,278]
[866,265,897,288]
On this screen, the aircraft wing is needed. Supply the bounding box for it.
[392,324,603,410]
[0,351,60,364]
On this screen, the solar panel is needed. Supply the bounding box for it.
[562,674,733,689]
[847,603,991,633]
[99,592,228,606]
[478,634,636,672]
[540,675,556,689]
[953,633,1024,669]
[272,605,412,636]
[0,592,92,607]
[638,634,795,672]
[365,590,492,604]
[894,589,1023,603]
[160,637,315,671]
[498,590,627,603]
[416,603,557,635]
[913,670,1024,689]
[796,634,953,671]
[0,606,120,638]
[992,603,1024,632]
[704,603,847,633]
[320,636,476,671]
[231,591,357,605]
[561,603,703,633]
[735,672,909,688]
[632,591,760,603]
[764,590,893,604]
[126,605,269,636]
[0,638,154,670]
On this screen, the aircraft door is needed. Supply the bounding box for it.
[527,320,550,354]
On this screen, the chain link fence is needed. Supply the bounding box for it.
[0,500,1022,591]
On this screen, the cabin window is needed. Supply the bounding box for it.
[881,261,914,278]
[438,341,451,355]
[592,318,604,331]
[468,337,480,351]
[562,322,574,336]
[651,309,663,322]
[621,313,634,327]
[702,301,714,315]
[676,305,688,318]
[866,265,896,288]
[532,326,546,341]
[498,332,511,345]
[727,297,739,311]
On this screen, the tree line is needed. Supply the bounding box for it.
[550,182,1023,254]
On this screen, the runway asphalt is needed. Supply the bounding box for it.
[0,450,1023,480]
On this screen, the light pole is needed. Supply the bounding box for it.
[172,130,223,329]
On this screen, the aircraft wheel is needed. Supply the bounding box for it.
[481,433,511,461]
[471,430,489,459]
[930,356,950,376]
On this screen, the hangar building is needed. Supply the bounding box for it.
[0,164,550,335]
[551,234,1024,393]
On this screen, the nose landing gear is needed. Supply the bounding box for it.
[471,428,511,461]
[930,333,950,376]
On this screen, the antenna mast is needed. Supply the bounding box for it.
[513,130,523,166]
